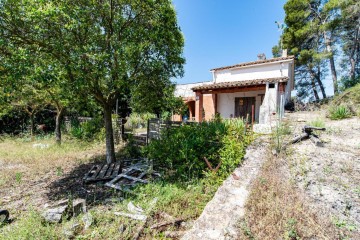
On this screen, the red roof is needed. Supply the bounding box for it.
[192,77,289,91]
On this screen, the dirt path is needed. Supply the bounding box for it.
[182,137,268,240]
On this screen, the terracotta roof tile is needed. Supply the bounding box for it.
[192,77,289,91]
[210,56,294,71]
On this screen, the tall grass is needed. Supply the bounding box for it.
[328,105,352,120]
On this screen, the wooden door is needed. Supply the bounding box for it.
[235,97,255,120]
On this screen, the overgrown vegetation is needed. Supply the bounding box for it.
[0,118,253,239]
[145,118,253,181]
[328,105,352,120]
[329,83,360,118]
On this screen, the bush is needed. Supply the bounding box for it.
[144,118,252,181]
[70,117,103,140]
[328,105,352,120]
[125,112,156,130]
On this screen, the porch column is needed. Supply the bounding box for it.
[195,92,203,122]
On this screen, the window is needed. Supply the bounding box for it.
[269,83,275,88]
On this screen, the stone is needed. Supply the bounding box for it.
[42,205,68,223]
[43,198,86,223]
[72,198,86,217]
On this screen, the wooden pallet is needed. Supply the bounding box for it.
[105,164,160,191]
[83,162,122,183]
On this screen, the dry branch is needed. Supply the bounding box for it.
[150,218,186,229]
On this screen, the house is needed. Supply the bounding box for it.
[174,52,295,125]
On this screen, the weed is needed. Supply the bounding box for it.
[353,186,360,197]
[328,105,352,120]
[332,217,357,232]
[308,118,326,128]
[239,220,255,240]
[15,172,22,183]
[56,166,63,176]
[284,218,299,240]
[272,121,292,154]
[323,165,333,175]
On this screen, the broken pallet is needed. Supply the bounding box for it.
[105,165,160,191]
[83,162,122,183]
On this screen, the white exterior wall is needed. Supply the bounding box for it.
[213,61,292,83]
[217,90,265,122]
[175,82,212,98]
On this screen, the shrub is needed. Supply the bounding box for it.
[328,105,352,120]
[308,118,325,128]
[125,112,156,130]
[70,117,103,140]
[144,118,252,181]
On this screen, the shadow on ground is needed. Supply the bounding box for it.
[45,153,126,207]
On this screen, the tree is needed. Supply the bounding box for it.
[282,0,329,100]
[337,0,360,83]
[0,0,185,163]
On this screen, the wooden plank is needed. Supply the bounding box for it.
[83,165,98,181]
[97,164,109,179]
[105,163,115,178]
[120,175,148,183]
[111,163,121,178]
[88,165,102,180]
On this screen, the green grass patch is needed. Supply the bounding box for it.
[328,105,352,120]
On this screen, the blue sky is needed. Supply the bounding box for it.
[172,0,288,84]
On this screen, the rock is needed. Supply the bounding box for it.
[42,205,68,223]
[43,198,86,223]
[82,212,93,230]
[72,198,86,217]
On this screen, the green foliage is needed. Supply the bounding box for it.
[125,112,156,130]
[0,0,185,162]
[339,76,360,91]
[70,117,104,141]
[331,83,360,116]
[145,119,252,181]
[15,172,22,183]
[1,210,57,240]
[272,122,292,154]
[328,105,352,120]
[284,218,300,240]
[308,118,326,128]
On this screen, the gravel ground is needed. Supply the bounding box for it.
[287,111,360,234]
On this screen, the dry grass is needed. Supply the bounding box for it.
[238,151,343,240]
[0,135,222,239]
[0,136,105,188]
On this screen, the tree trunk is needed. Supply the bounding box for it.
[310,77,320,101]
[324,33,338,94]
[316,66,327,99]
[104,103,116,163]
[350,57,356,81]
[30,113,34,140]
[55,107,64,145]
[349,26,359,81]
[308,66,320,101]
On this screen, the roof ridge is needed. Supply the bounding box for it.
[210,56,294,71]
[192,77,289,91]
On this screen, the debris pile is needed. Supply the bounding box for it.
[83,158,160,192]
[289,125,326,146]
[42,198,86,223]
